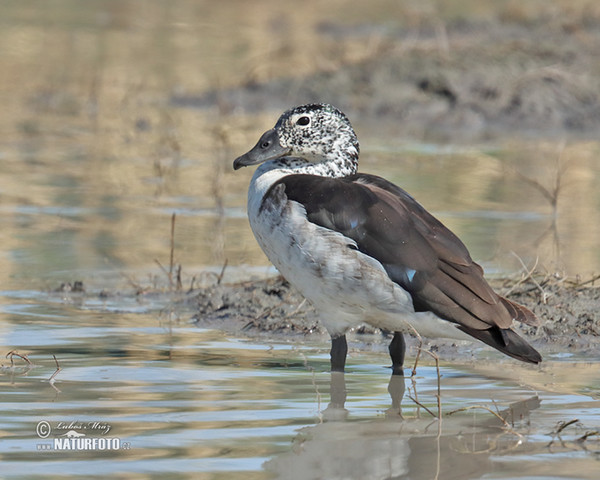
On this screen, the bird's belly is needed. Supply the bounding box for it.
[249,200,418,336]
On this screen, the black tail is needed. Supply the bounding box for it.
[458,325,542,364]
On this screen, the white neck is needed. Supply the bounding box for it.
[248,155,352,200]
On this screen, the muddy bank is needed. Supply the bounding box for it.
[50,271,598,362]
[173,15,600,141]
[191,274,600,360]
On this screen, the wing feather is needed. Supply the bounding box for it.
[272,173,539,331]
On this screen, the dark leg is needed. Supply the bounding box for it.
[330,335,348,372]
[389,331,406,376]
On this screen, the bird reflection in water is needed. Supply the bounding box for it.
[265,370,540,480]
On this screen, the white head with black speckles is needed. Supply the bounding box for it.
[233,103,360,178]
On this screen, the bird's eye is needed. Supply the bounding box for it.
[296,116,310,126]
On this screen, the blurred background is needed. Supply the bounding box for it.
[1,0,599,291]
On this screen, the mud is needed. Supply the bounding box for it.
[191,274,600,360]
[173,13,600,141]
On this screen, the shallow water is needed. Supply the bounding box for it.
[1,1,600,479]
[1,291,599,479]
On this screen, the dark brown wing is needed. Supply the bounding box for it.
[270,173,541,363]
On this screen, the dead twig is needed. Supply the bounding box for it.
[576,430,600,445]
[407,392,438,418]
[510,141,567,216]
[426,349,442,420]
[509,252,550,303]
[243,288,309,331]
[121,272,149,295]
[5,350,32,367]
[503,144,568,269]
[49,355,62,383]
[217,259,228,285]
[447,404,507,426]
[48,355,62,393]
[154,259,173,288]
[554,418,580,435]
[547,418,580,448]
[446,405,523,443]
[573,273,600,288]
[408,376,421,417]
[411,338,423,377]
[169,213,176,277]
[187,275,197,293]
[154,213,179,290]
[447,405,524,441]
[242,304,279,330]
[407,347,442,419]
[284,298,307,320]
[503,255,539,297]
[176,264,182,291]
[404,323,423,377]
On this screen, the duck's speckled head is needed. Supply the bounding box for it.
[233,104,360,177]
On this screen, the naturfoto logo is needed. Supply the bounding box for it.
[35,420,130,451]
